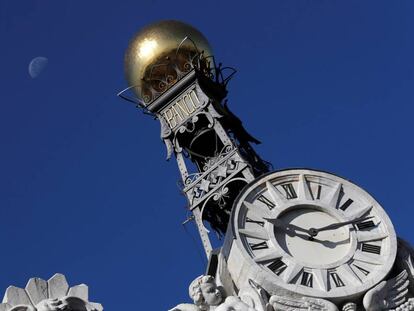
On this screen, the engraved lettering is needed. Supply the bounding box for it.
[316,185,322,199]
[330,272,345,287]
[258,195,275,210]
[190,89,200,108]
[162,88,201,130]
[176,98,191,117]
[249,241,268,251]
[361,243,381,255]
[163,108,175,128]
[183,94,196,113]
[353,264,370,276]
[282,183,297,199]
[267,259,287,275]
[339,198,353,211]
[246,217,265,227]
[171,106,182,125]
[301,272,313,287]
[356,220,376,230]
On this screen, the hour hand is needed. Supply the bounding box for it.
[309,216,374,237]
[264,217,310,234]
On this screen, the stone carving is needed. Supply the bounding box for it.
[238,280,272,311]
[388,298,414,311]
[395,238,414,294]
[171,296,254,311]
[170,275,339,311]
[363,270,409,311]
[189,275,223,310]
[170,275,223,311]
[170,304,200,311]
[342,302,357,311]
[170,275,261,311]
[215,296,256,311]
[268,295,338,311]
[0,274,103,311]
[172,259,414,311]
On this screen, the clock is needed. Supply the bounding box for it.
[225,169,397,301]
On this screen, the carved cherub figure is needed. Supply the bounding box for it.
[170,275,224,311]
[189,275,224,310]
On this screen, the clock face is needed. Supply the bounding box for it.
[231,169,397,299]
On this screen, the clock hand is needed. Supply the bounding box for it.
[264,218,310,234]
[309,216,374,237]
[285,230,350,246]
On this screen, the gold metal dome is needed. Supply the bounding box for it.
[124,20,213,103]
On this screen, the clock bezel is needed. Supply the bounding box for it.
[230,168,398,300]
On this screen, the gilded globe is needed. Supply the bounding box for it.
[124,20,213,102]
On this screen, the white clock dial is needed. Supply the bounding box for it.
[229,169,397,300]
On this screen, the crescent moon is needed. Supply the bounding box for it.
[28,56,48,78]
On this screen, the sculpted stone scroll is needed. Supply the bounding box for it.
[0,274,103,311]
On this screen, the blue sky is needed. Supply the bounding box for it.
[0,0,413,309]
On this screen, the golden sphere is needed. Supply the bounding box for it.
[124,20,213,102]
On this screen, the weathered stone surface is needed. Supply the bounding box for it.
[25,278,48,306]
[0,303,11,311]
[47,274,68,299]
[89,302,103,311]
[0,274,103,311]
[2,286,32,306]
[68,284,88,301]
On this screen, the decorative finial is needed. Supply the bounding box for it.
[124,20,213,104]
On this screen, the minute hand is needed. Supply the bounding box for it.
[309,216,373,237]
[264,218,310,234]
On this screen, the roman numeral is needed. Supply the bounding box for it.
[301,271,313,287]
[257,195,275,210]
[267,259,287,275]
[266,181,287,206]
[361,243,381,255]
[339,198,353,211]
[249,241,268,251]
[316,185,322,200]
[282,183,297,199]
[246,217,265,227]
[297,174,313,200]
[356,220,376,230]
[330,273,345,287]
[353,264,370,276]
